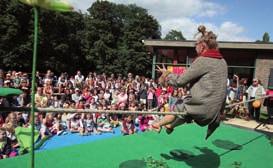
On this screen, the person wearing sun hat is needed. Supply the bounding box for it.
[152,25,228,139]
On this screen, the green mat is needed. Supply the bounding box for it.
[1,124,272,168]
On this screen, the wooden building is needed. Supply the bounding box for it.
[143,39,273,88]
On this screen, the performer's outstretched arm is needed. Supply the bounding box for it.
[167,57,208,87]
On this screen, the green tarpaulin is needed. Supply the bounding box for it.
[15,127,40,154]
[0,88,23,97]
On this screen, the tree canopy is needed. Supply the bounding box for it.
[0,0,161,76]
[262,32,270,42]
[256,32,271,43]
[164,29,186,40]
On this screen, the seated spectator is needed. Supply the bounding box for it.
[103,89,111,104]
[54,114,67,135]
[51,96,61,108]
[75,71,84,89]
[85,72,94,88]
[41,113,63,136]
[82,87,92,103]
[31,112,44,139]
[0,128,17,159]
[76,100,85,109]
[67,113,85,135]
[121,115,136,135]
[147,86,155,110]
[138,115,152,132]
[36,71,44,87]
[60,113,68,131]
[117,88,128,109]
[16,112,26,127]
[111,89,120,105]
[4,73,13,88]
[40,113,53,136]
[35,87,48,108]
[29,112,47,139]
[169,89,178,111]
[128,92,136,105]
[12,72,21,88]
[71,88,82,103]
[17,91,29,107]
[109,105,119,128]
[19,79,29,93]
[3,80,12,88]
[91,89,99,103]
[82,113,100,135]
[97,113,114,133]
[70,101,76,109]
[138,83,147,108]
[0,115,4,127]
[60,88,72,103]
[43,80,53,98]
[57,73,67,88]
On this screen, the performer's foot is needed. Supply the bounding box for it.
[165,127,174,135]
[165,124,174,135]
[151,123,162,133]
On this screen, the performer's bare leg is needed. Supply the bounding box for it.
[169,118,186,128]
[151,115,176,132]
[165,118,186,134]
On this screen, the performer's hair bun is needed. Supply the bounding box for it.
[198,25,206,35]
[196,25,218,49]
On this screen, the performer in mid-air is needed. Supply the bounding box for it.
[152,25,228,139]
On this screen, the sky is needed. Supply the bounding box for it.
[70,0,273,42]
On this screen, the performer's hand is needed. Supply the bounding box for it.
[157,64,170,87]
[156,64,167,74]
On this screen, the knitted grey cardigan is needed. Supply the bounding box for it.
[167,56,228,126]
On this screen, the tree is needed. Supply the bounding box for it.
[84,2,161,76]
[116,4,161,76]
[0,0,86,73]
[84,1,123,74]
[0,0,33,70]
[262,32,270,42]
[164,30,186,40]
[0,0,161,76]
[38,10,86,73]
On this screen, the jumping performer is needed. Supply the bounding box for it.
[152,25,228,139]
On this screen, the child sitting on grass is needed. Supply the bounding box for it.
[121,115,137,135]
[41,113,64,136]
[138,115,155,132]
[97,113,114,133]
[67,113,85,135]
[109,104,119,128]
[82,113,101,135]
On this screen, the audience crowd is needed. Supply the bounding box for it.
[0,68,272,159]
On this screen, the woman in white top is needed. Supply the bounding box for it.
[246,79,266,121]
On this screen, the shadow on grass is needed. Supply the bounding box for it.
[160,147,220,168]
[265,134,273,146]
[254,122,273,146]
[119,160,146,168]
[213,139,243,150]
